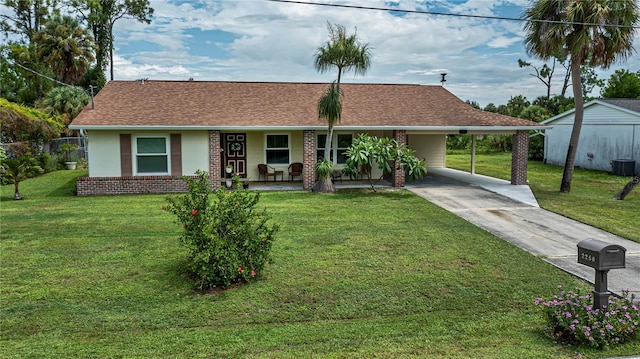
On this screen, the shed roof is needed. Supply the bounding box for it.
[541,98,640,125]
[599,98,640,113]
[70,80,541,130]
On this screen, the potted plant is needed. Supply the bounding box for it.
[225,164,233,174]
[240,177,250,190]
[57,143,79,170]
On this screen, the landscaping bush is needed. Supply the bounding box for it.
[164,170,279,289]
[529,133,545,161]
[536,286,640,349]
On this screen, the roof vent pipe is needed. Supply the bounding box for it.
[89,85,95,110]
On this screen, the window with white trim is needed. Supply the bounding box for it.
[316,134,331,162]
[134,136,170,174]
[335,133,352,164]
[265,134,289,164]
[316,133,353,164]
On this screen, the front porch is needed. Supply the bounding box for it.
[223,179,393,192]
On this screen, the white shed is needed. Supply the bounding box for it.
[541,99,640,175]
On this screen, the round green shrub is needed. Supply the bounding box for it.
[165,170,279,289]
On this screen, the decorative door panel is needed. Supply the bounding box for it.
[223,133,247,176]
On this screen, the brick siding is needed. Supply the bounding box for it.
[392,130,406,188]
[511,130,529,185]
[76,176,194,196]
[302,130,315,190]
[209,130,221,188]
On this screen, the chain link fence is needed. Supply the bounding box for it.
[50,137,87,160]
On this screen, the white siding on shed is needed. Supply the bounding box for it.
[543,101,640,174]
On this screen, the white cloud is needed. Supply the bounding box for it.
[112,54,191,79]
[487,36,522,48]
[106,0,640,107]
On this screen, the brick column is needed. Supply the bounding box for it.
[511,130,529,185]
[303,130,315,190]
[209,130,221,188]
[393,130,406,188]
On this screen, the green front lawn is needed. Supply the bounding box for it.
[1,170,639,358]
[446,152,639,243]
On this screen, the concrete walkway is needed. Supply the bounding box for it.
[406,168,640,297]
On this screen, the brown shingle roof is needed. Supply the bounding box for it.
[70,80,541,129]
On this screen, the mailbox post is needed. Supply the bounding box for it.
[577,239,626,310]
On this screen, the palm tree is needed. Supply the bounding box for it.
[313,23,372,192]
[313,81,342,193]
[1,157,43,200]
[523,0,639,193]
[33,14,96,85]
[40,86,91,127]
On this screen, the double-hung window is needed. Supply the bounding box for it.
[135,136,169,174]
[316,133,353,164]
[316,134,330,162]
[335,134,352,164]
[265,134,289,164]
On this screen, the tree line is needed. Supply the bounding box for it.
[0,0,153,111]
[450,67,640,161]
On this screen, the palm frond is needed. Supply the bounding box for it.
[317,81,342,126]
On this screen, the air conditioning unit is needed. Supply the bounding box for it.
[611,159,635,176]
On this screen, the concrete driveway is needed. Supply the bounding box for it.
[407,168,640,297]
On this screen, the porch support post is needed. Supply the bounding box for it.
[471,134,476,175]
[393,130,406,188]
[303,130,315,190]
[511,130,529,185]
[209,130,222,189]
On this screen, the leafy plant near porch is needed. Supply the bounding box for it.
[343,134,427,191]
[164,170,279,289]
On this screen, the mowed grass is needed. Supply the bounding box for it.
[446,152,639,243]
[1,170,639,358]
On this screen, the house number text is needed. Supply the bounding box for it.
[580,252,596,263]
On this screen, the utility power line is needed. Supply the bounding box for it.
[9,60,73,88]
[267,0,640,29]
[6,59,97,105]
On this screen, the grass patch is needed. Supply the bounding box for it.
[1,170,639,358]
[446,152,639,243]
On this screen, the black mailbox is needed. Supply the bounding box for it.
[577,239,626,271]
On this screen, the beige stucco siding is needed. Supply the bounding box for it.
[86,129,448,179]
[181,132,209,175]
[408,134,446,168]
[87,131,122,177]
[242,131,303,181]
[244,132,263,180]
[87,131,208,177]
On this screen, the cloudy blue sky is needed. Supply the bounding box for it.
[97,0,640,106]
